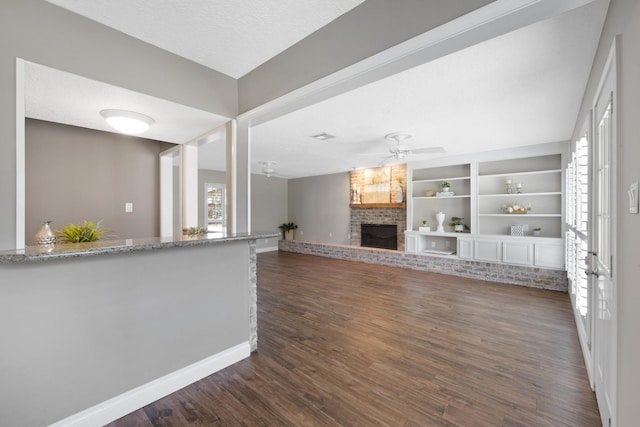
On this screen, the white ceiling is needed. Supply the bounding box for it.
[25,61,229,144]
[251,0,609,178]
[30,0,609,178]
[45,0,367,79]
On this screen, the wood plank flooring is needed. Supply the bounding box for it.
[107,251,600,426]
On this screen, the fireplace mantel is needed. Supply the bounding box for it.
[350,203,406,209]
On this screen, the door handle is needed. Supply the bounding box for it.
[587,270,600,278]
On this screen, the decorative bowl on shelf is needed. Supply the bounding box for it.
[502,202,531,214]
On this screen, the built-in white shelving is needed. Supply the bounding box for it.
[406,151,566,269]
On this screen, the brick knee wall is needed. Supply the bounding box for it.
[278,240,568,292]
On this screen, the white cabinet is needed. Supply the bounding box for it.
[407,232,564,269]
[474,239,502,262]
[534,242,565,269]
[405,233,420,253]
[457,237,473,259]
[502,241,533,266]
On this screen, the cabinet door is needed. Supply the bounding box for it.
[502,241,533,266]
[405,234,419,253]
[534,243,565,269]
[474,239,502,262]
[458,238,473,259]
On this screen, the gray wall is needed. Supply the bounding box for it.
[568,0,640,424]
[0,0,237,250]
[0,241,251,427]
[288,172,351,245]
[252,174,288,250]
[238,0,494,112]
[25,119,173,242]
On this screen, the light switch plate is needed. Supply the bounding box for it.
[629,182,638,214]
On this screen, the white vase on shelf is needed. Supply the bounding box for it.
[435,212,445,233]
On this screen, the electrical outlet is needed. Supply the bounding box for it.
[431,241,436,248]
[300,230,303,236]
[329,232,332,237]
[445,240,450,248]
[125,202,133,213]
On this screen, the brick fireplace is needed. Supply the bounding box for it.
[349,164,407,251]
[350,207,406,251]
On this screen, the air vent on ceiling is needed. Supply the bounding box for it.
[311,132,336,141]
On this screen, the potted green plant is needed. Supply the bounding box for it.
[419,220,430,232]
[448,217,469,233]
[182,227,207,237]
[56,220,107,243]
[278,222,298,241]
[441,181,451,192]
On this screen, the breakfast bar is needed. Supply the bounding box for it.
[0,231,277,427]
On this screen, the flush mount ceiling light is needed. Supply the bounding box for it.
[100,109,155,135]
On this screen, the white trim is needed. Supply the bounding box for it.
[256,245,278,253]
[571,290,594,388]
[16,58,26,249]
[49,342,250,427]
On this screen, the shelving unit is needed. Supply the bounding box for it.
[478,154,562,237]
[409,164,471,232]
[406,151,566,269]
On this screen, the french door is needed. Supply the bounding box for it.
[591,45,616,427]
[567,40,617,427]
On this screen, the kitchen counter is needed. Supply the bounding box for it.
[0,231,279,263]
[1,230,278,426]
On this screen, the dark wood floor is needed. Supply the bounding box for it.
[107,251,600,426]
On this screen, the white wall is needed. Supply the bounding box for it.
[569,0,640,424]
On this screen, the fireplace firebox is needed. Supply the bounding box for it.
[361,224,398,250]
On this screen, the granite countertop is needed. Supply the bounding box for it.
[0,231,279,263]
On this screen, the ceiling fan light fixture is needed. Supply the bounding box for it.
[100,109,155,135]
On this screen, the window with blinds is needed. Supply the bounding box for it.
[566,135,589,318]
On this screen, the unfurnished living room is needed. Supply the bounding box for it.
[1,1,639,426]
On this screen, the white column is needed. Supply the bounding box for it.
[226,119,251,233]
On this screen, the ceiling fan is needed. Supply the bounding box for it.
[382,132,446,163]
[258,160,286,178]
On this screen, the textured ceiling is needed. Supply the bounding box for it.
[45,0,366,78]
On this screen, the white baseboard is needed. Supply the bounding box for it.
[49,341,251,427]
[256,246,278,253]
